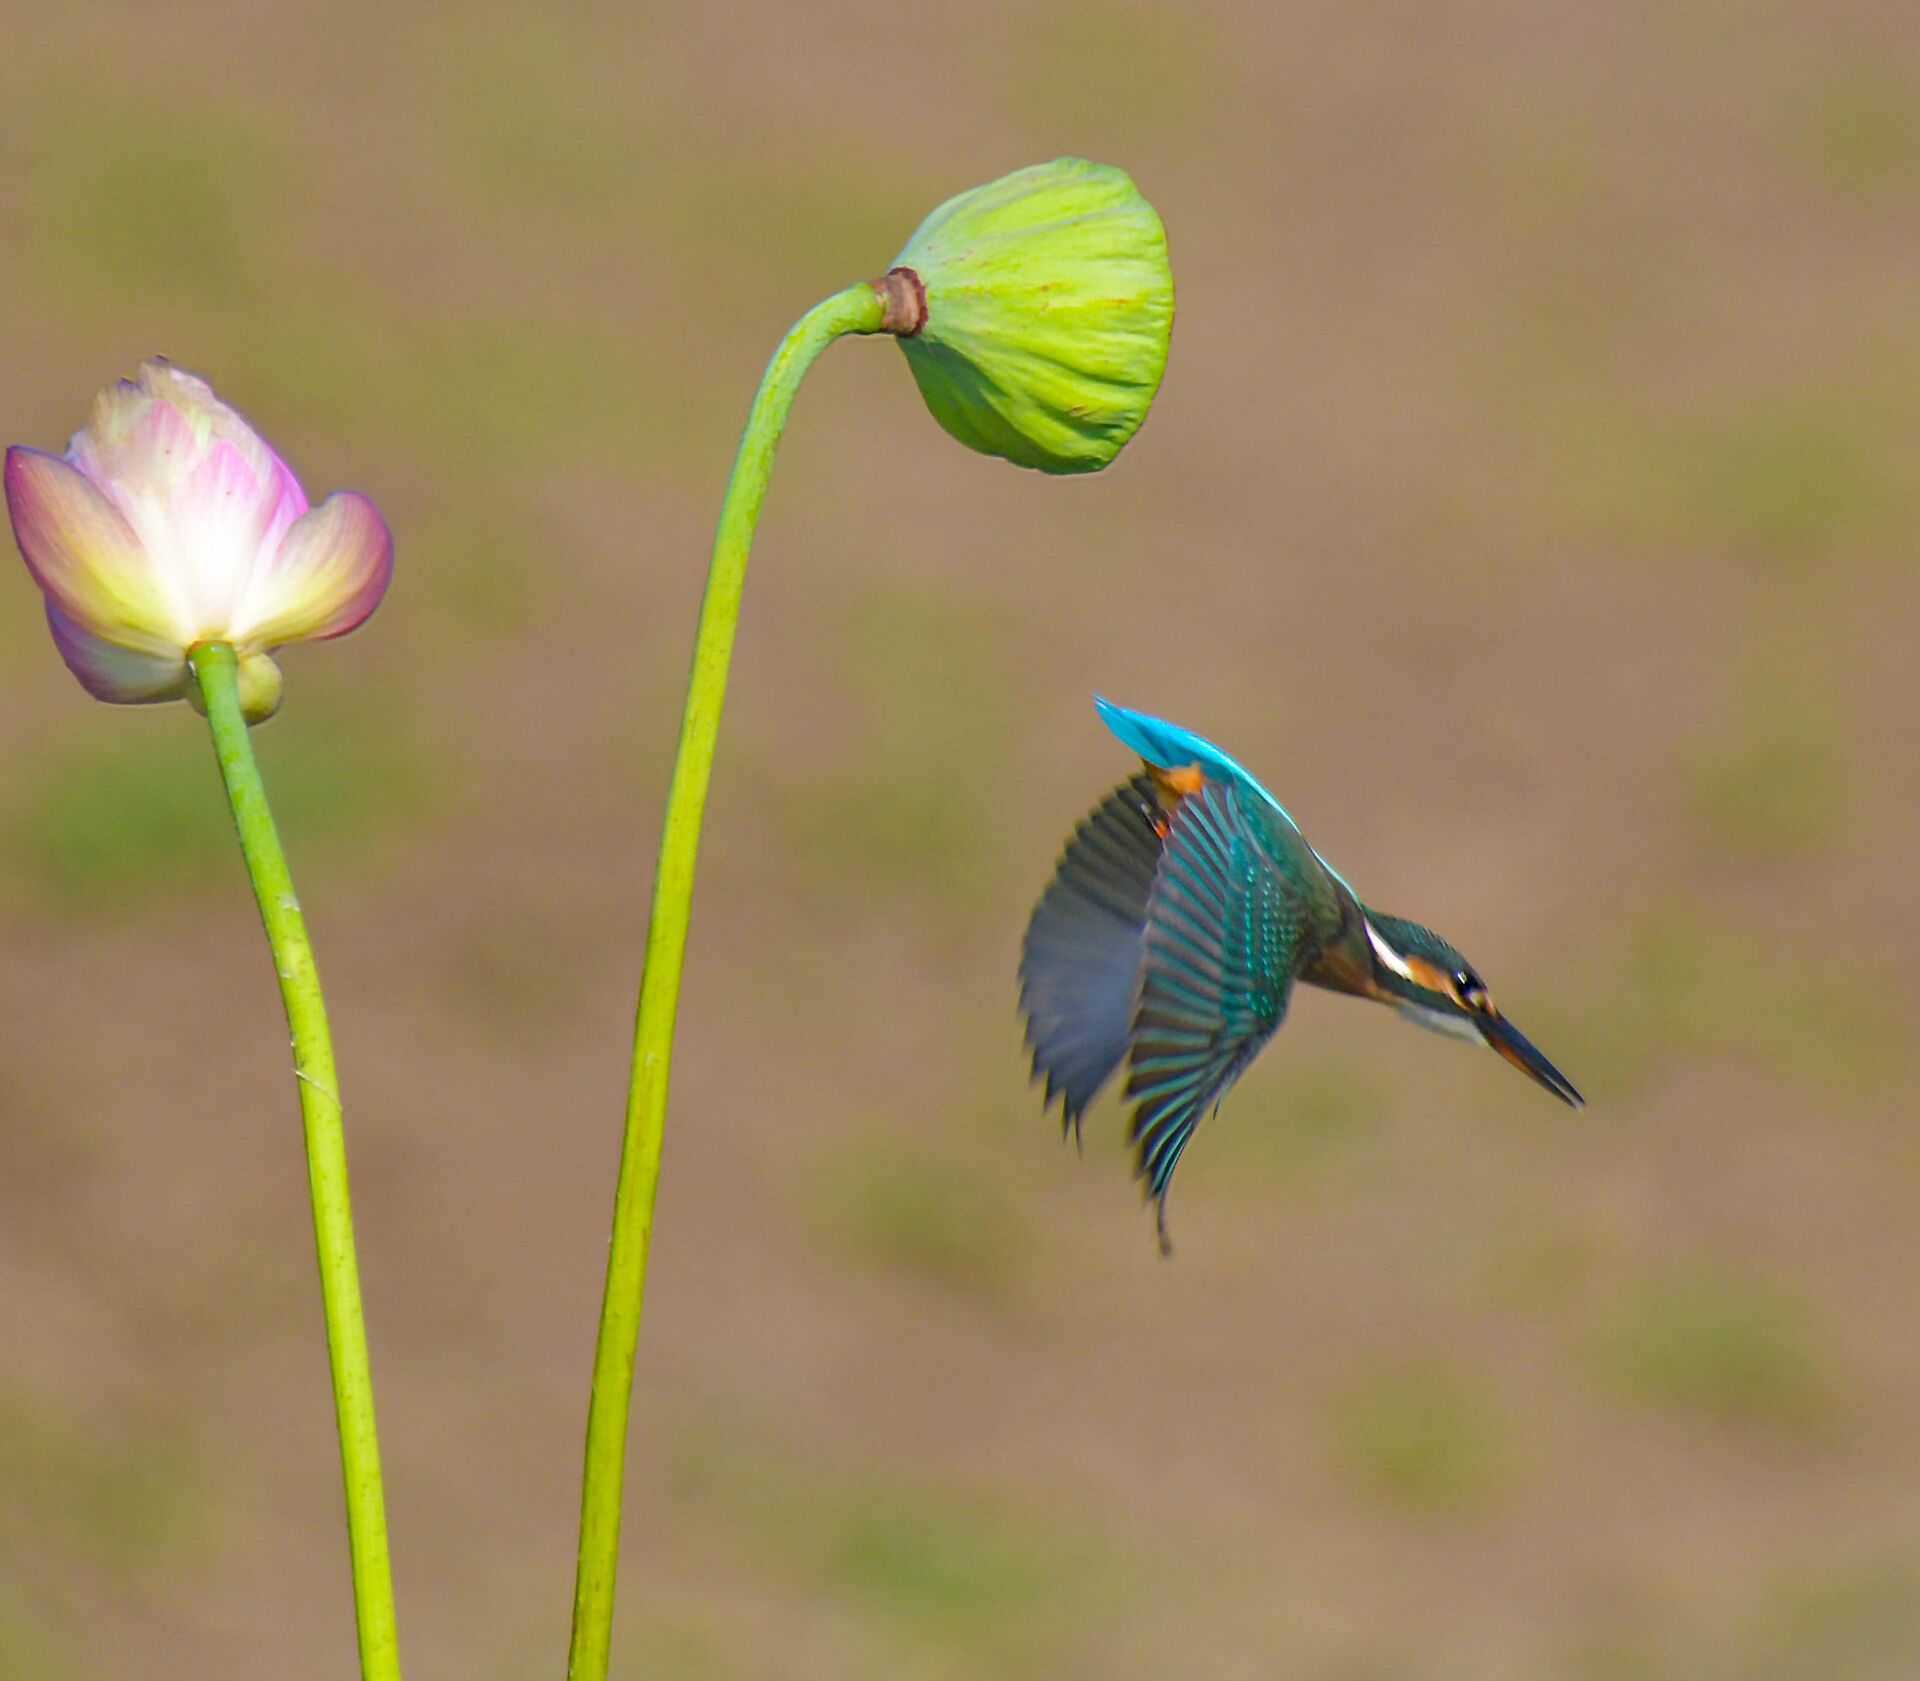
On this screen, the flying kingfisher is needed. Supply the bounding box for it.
[1020,698,1582,1250]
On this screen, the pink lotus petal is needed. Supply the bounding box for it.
[234,490,392,648]
[183,436,264,520]
[141,360,229,430]
[170,435,283,632]
[74,377,143,464]
[140,363,289,495]
[261,449,311,556]
[5,446,180,652]
[75,383,194,494]
[44,602,189,705]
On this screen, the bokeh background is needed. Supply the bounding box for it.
[2,2,1918,1676]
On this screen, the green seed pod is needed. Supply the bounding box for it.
[878,158,1174,475]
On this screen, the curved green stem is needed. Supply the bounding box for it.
[568,281,885,1681]
[190,642,402,1681]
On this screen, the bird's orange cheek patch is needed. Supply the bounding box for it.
[1403,955,1455,997]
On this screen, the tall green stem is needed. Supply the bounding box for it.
[189,642,402,1681]
[568,281,885,1681]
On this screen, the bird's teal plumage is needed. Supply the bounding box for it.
[1127,776,1300,1217]
[1021,700,1582,1250]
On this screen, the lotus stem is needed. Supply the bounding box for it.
[567,280,887,1681]
[190,640,402,1681]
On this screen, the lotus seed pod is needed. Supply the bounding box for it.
[881,158,1174,474]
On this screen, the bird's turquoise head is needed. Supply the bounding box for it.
[1362,912,1583,1108]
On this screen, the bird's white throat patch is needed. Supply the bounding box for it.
[1397,1000,1486,1044]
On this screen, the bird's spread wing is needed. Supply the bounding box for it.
[1128,776,1301,1247]
[1020,773,1165,1137]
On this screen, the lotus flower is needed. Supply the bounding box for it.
[5,360,392,722]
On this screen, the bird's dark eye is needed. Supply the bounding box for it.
[1453,968,1488,1007]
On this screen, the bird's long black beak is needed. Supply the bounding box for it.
[1483,1012,1584,1108]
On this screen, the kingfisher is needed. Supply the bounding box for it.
[1020,698,1582,1250]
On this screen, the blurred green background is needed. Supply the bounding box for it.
[2,2,1918,1677]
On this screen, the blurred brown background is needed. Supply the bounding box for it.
[2,2,1918,1677]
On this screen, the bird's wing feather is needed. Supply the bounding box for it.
[1128,776,1301,1245]
[1020,772,1166,1136]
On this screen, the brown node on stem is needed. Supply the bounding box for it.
[873,266,927,338]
